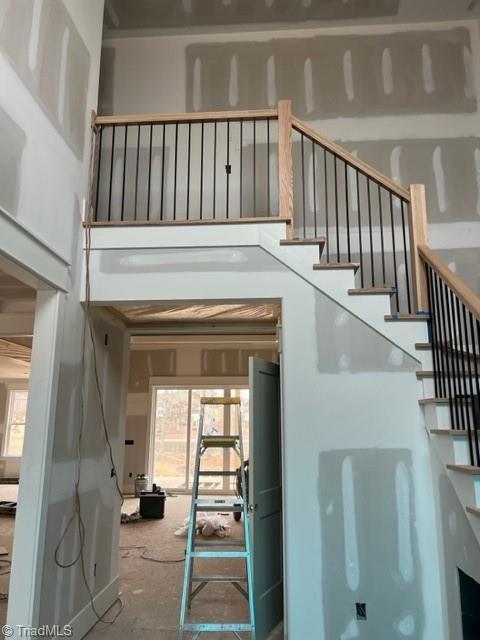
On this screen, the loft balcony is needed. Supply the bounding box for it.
[88,100,427,316]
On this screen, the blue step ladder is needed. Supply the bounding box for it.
[178,396,255,639]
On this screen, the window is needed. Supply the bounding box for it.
[3,389,28,457]
[151,387,249,492]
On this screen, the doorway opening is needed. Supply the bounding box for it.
[87,301,285,640]
[0,268,36,625]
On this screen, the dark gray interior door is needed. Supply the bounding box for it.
[249,356,283,639]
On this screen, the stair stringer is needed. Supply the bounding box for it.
[420,394,480,546]
[257,225,427,360]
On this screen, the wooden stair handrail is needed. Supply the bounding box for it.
[419,244,480,320]
[95,108,278,126]
[291,116,410,202]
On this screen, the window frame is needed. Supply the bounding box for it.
[2,384,29,458]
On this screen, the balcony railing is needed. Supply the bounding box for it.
[89,101,430,315]
[422,245,480,467]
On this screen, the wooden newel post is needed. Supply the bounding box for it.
[278,100,293,236]
[409,184,429,313]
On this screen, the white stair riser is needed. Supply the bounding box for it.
[446,470,480,509]
[452,437,471,465]
[280,245,321,266]
[421,403,452,429]
[310,269,357,292]
[416,350,433,370]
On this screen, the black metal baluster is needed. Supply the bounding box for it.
[147,124,153,221]
[226,120,230,218]
[389,193,399,310]
[367,179,374,285]
[455,297,469,436]
[426,267,440,399]
[301,134,306,239]
[437,277,456,423]
[334,157,339,261]
[267,119,271,218]
[445,287,462,430]
[94,126,103,221]
[378,185,386,285]
[324,149,329,262]
[108,125,116,222]
[239,120,243,217]
[253,119,256,217]
[462,304,476,464]
[470,316,480,464]
[160,123,166,221]
[400,200,412,314]
[200,121,204,220]
[431,270,446,399]
[186,122,191,220]
[134,124,140,221]
[451,291,467,432]
[356,171,364,287]
[213,121,217,219]
[345,163,351,262]
[121,125,128,222]
[173,122,178,221]
[312,140,317,238]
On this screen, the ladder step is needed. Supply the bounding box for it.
[195,498,244,506]
[200,397,241,405]
[191,575,246,582]
[190,551,249,558]
[198,470,238,476]
[201,435,239,448]
[194,498,244,513]
[195,539,245,547]
[183,624,253,632]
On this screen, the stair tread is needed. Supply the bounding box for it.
[430,429,479,436]
[183,624,253,632]
[466,506,480,517]
[419,397,450,405]
[417,370,478,378]
[348,287,395,295]
[446,464,480,475]
[385,313,430,321]
[419,397,472,405]
[280,237,326,246]
[313,262,360,271]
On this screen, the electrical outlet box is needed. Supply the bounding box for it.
[356,603,367,620]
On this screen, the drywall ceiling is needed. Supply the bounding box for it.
[109,302,281,328]
[0,269,34,378]
[103,0,480,37]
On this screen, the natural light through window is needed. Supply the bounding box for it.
[152,387,249,491]
[4,389,28,457]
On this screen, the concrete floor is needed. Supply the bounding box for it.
[0,485,18,628]
[0,491,283,639]
[86,494,283,639]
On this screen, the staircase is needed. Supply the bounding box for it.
[88,100,480,547]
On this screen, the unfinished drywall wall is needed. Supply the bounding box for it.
[102,0,480,35]
[0,0,115,635]
[86,229,475,638]
[99,19,480,292]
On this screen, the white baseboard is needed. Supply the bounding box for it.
[67,576,120,639]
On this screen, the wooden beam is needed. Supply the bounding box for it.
[418,243,480,320]
[95,108,278,126]
[278,100,293,232]
[291,116,410,201]
[409,184,429,313]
